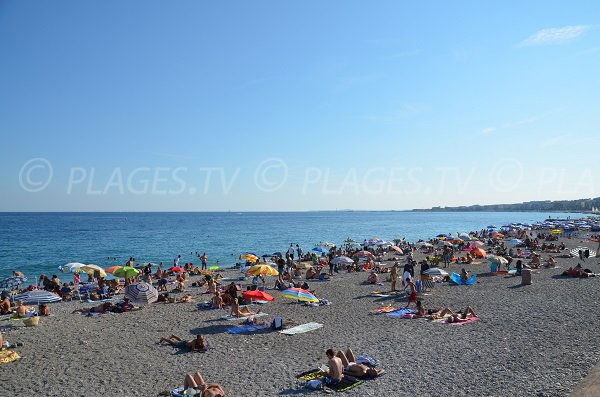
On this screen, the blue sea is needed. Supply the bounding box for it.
[0,211,586,279]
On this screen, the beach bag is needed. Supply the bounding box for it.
[24,315,40,327]
[521,268,532,285]
[272,316,283,330]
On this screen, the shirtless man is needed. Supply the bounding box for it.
[322,349,344,384]
[390,262,398,292]
[211,292,223,309]
[14,301,29,318]
[183,371,225,397]
[431,306,477,322]
[0,293,11,315]
[160,334,207,352]
[72,302,115,314]
[336,348,381,378]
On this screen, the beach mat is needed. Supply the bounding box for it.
[221,312,268,321]
[280,322,323,335]
[386,308,415,317]
[296,370,364,392]
[228,323,271,334]
[0,350,21,365]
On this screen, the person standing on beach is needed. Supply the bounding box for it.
[296,244,302,260]
[390,262,398,292]
[287,244,295,261]
[174,255,181,267]
[405,277,417,308]
[201,253,208,270]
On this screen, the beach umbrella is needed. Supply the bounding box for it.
[470,241,484,248]
[105,266,122,275]
[437,241,453,247]
[169,266,185,273]
[280,288,319,303]
[331,256,354,265]
[124,282,158,304]
[551,229,563,234]
[423,268,449,277]
[389,245,404,253]
[487,225,497,229]
[246,264,279,276]
[344,238,356,243]
[488,255,508,265]
[416,242,433,248]
[14,290,61,304]
[240,253,259,263]
[80,264,107,278]
[318,242,336,248]
[312,246,330,254]
[491,232,505,238]
[0,276,28,291]
[458,233,471,240]
[60,262,86,273]
[472,247,487,258]
[507,239,523,246]
[436,234,447,238]
[242,290,274,301]
[353,251,375,259]
[113,266,140,278]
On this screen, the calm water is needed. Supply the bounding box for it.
[0,211,585,279]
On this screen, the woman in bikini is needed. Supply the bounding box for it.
[230,298,256,318]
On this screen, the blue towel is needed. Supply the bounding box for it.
[386,308,416,317]
[228,324,270,334]
[451,273,476,285]
[465,275,477,285]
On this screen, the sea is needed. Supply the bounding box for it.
[0,211,587,279]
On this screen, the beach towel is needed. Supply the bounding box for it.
[221,312,268,321]
[297,369,324,381]
[369,291,390,297]
[447,316,478,326]
[386,308,416,317]
[296,370,364,392]
[0,350,21,365]
[279,322,323,335]
[370,306,398,314]
[85,298,114,303]
[228,323,271,334]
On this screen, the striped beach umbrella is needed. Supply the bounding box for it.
[331,256,354,265]
[60,262,86,273]
[113,266,139,278]
[280,288,319,303]
[124,282,158,304]
[14,290,61,304]
[0,276,28,291]
[246,264,279,276]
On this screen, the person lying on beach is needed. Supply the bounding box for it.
[0,293,11,315]
[159,334,207,352]
[0,330,23,350]
[336,348,382,378]
[72,302,115,314]
[14,301,29,318]
[230,298,256,318]
[563,265,595,278]
[183,371,225,396]
[431,307,477,322]
[321,348,344,384]
[179,294,193,303]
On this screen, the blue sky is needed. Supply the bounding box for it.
[1,0,599,211]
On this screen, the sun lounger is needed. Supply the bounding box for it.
[279,322,323,335]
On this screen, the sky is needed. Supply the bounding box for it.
[1,0,599,211]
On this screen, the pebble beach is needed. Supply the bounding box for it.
[1,232,600,397]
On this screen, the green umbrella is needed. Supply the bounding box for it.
[113,266,140,278]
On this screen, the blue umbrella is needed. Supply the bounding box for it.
[312,246,329,254]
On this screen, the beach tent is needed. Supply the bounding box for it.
[14,290,61,304]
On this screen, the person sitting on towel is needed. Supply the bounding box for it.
[230,298,256,318]
[336,348,381,378]
[14,301,29,318]
[460,268,469,284]
[367,271,379,284]
[321,348,344,384]
[183,371,225,397]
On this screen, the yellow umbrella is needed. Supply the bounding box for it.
[246,264,279,276]
[240,253,259,263]
[551,229,563,234]
[80,264,107,278]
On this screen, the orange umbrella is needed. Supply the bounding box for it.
[389,245,403,253]
[491,232,505,238]
[105,266,122,275]
[472,247,487,258]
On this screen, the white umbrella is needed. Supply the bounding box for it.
[331,256,354,265]
[60,262,86,273]
[423,268,449,277]
[14,290,61,304]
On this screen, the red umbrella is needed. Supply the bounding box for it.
[242,290,274,301]
[169,266,185,273]
[389,245,403,253]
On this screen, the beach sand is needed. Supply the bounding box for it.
[1,236,600,396]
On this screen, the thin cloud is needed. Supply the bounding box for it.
[519,25,593,47]
[481,127,495,134]
[541,135,567,148]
